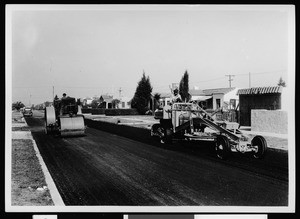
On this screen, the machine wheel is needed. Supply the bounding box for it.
[44,106,56,135]
[251,135,267,159]
[160,128,173,144]
[215,135,231,160]
[45,127,49,134]
[44,126,53,135]
[151,124,161,137]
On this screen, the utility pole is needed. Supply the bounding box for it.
[225,74,235,88]
[249,72,251,88]
[52,86,54,99]
[118,87,123,98]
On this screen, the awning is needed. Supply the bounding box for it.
[237,86,282,95]
[191,95,212,101]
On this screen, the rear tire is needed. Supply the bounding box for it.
[215,135,231,160]
[151,124,161,137]
[161,128,173,144]
[251,135,267,159]
[45,106,56,135]
[45,126,52,135]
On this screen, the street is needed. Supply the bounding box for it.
[25,111,288,206]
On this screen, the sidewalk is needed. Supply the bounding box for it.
[10,110,64,206]
[239,126,288,139]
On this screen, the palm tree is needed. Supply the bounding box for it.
[278,77,286,87]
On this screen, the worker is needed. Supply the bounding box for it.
[62,93,67,99]
[171,87,182,103]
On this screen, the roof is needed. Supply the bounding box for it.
[237,86,282,95]
[100,95,113,101]
[189,89,205,96]
[191,96,212,101]
[203,87,236,95]
[157,92,172,98]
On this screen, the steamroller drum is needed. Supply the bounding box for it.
[45,106,56,134]
[59,116,85,137]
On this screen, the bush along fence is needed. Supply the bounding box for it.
[81,108,139,116]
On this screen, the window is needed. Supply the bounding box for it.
[230,99,236,109]
[216,99,221,108]
[122,102,125,108]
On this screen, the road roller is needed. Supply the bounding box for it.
[45,96,85,137]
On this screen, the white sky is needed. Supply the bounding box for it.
[7,5,294,105]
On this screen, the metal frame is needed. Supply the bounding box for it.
[152,102,267,159]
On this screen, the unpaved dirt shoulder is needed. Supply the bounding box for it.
[11,138,53,206]
[10,110,62,206]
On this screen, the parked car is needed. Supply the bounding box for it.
[23,108,33,117]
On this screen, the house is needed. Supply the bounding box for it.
[117,97,132,109]
[237,86,286,127]
[202,87,239,110]
[189,87,239,110]
[82,97,93,107]
[189,89,211,109]
[156,92,172,108]
[99,94,113,109]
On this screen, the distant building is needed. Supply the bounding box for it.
[155,87,239,111]
[237,86,286,126]
[118,97,132,109]
[82,97,93,107]
[157,92,172,108]
[189,88,211,109]
[99,94,113,109]
[189,87,239,110]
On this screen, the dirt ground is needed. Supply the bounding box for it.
[10,110,54,206]
[11,139,54,206]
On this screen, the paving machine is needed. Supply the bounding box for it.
[151,102,267,159]
[45,96,85,137]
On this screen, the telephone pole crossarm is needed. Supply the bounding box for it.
[225,74,235,88]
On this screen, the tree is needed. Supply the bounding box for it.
[12,101,25,110]
[44,101,52,107]
[91,99,99,108]
[278,77,286,87]
[131,72,153,114]
[153,93,161,110]
[111,99,120,108]
[179,70,190,102]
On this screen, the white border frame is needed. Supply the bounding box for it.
[5,4,295,213]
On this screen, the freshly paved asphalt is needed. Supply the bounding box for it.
[25,111,288,206]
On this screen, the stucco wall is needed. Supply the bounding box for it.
[251,110,288,134]
[239,93,281,126]
[223,88,239,102]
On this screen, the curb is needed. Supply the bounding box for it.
[31,135,65,206]
[12,116,65,206]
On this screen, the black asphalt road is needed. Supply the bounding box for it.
[25,111,288,206]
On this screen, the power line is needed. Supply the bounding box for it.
[234,69,286,76]
[190,76,225,84]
